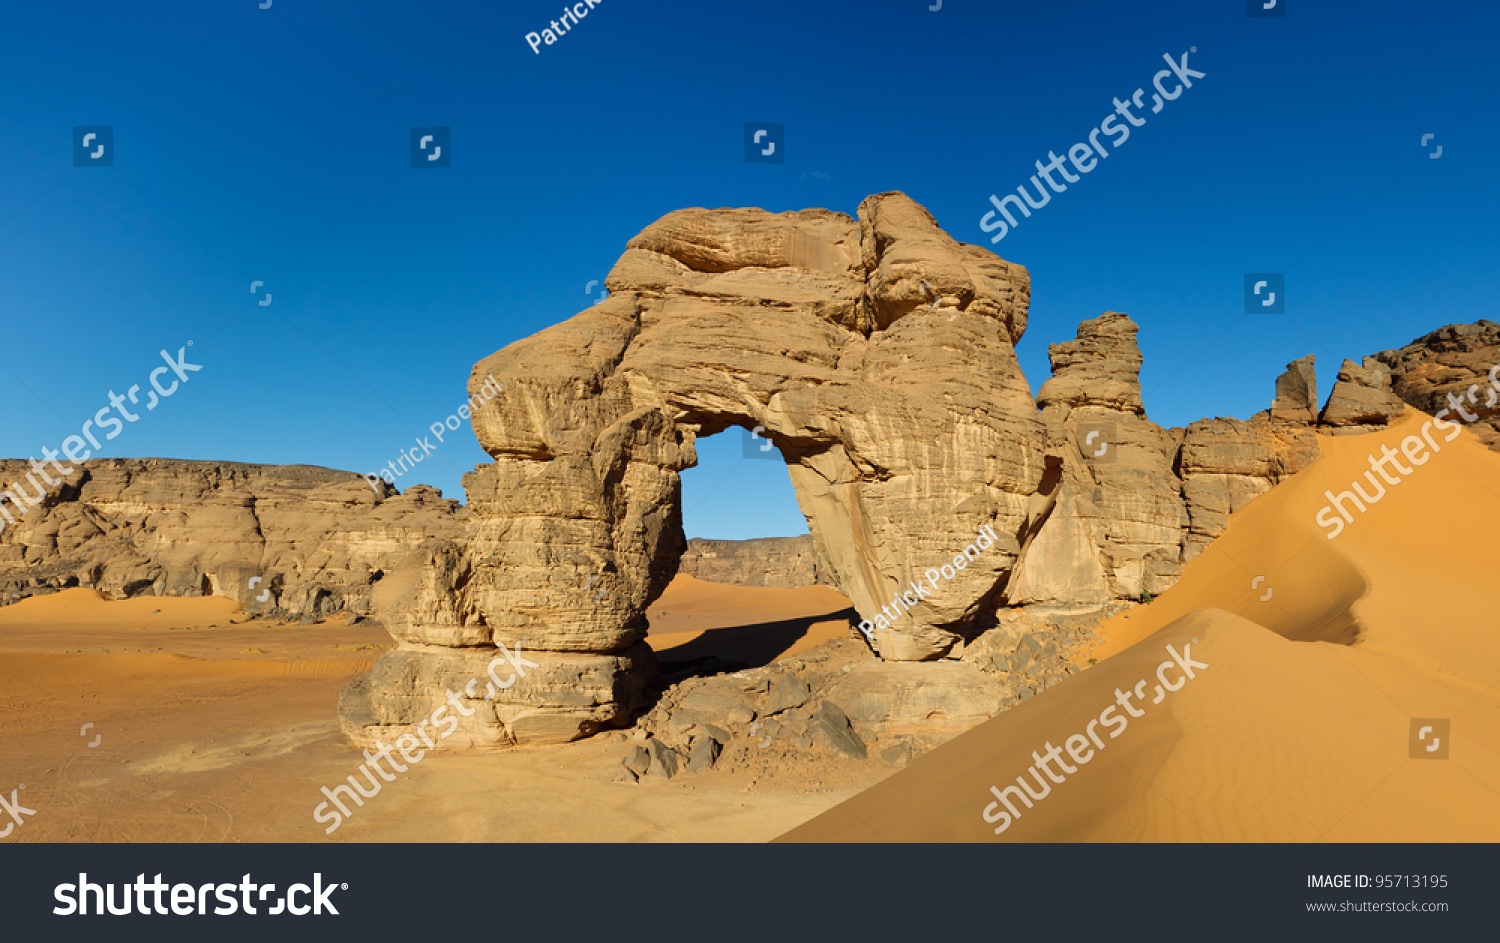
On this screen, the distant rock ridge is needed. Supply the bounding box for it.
[0,462,826,612]
[0,458,463,616]
[678,535,828,588]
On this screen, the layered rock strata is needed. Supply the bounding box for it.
[1018,312,1187,605]
[1374,320,1500,451]
[677,535,827,588]
[0,458,462,616]
[342,191,1054,750]
[342,188,1500,751]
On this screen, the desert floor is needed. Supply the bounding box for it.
[0,578,879,843]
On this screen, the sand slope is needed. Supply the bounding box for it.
[0,587,243,627]
[781,412,1500,841]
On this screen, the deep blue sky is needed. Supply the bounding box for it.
[2,0,1497,539]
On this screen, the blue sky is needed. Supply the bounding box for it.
[1,0,1496,540]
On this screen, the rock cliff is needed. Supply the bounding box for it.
[677,536,827,588]
[0,458,463,616]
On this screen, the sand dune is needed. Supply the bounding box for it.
[781,412,1500,841]
[0,587,242,627]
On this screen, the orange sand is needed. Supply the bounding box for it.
[646,574,854,664]
[782,412,1500,841]
[0,588,242,628]
[0,583,866,842]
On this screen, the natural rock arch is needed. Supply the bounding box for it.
[337,191,1367,752]
[339,192,1062,750]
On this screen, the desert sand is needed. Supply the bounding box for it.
[781,411,1500,841]
[0,582,867,843]
[10,409,1500,843]
[647,574,855,665]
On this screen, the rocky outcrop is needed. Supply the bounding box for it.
[341,190,1056,754]
[625,604,1102,775]
[1270,355,1318,424]
[0,458,463,616]
[1176,418,1319,560]
[1022,313,1186,604]
[1035,311,1145,415]
[1320,358,1407,429]
[340,189,1500,753]
[1375,320,1500,451]
[826,662,1009,741]
[677,535,827,588]
[338,641,653,750]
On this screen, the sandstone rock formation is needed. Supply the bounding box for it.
[1035,310,1146,414]
[342,190,1059,754]
[1320,357,1407,429]
[1374,320,1500,451]
[341,188,1500,753]
[677,535,827,588]
[1176,417,1319,560]
[1269,355,1318,424]
[1021,312,1186,605]
[0,458,462,616]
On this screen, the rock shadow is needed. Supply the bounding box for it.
[651,606,859,681]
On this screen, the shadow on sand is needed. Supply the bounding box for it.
[652,606,858,679]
